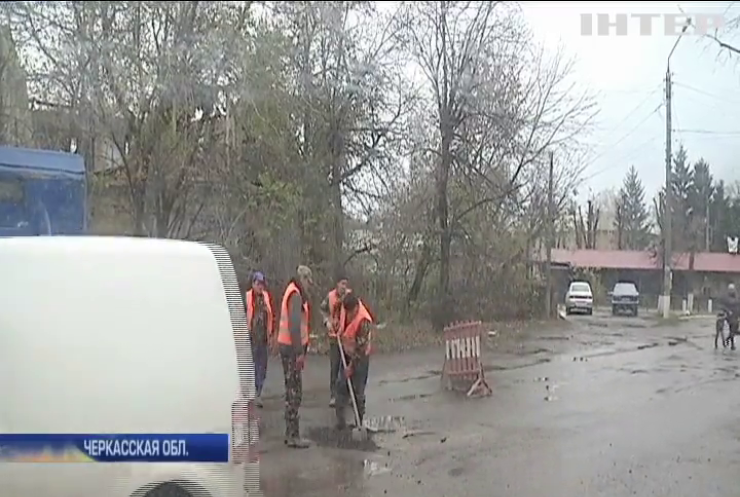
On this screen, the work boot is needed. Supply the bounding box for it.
[286,437,311,449]
[284,425,294,445]
[329,396,336,408]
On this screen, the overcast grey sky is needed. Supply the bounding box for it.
[522,1,740,201]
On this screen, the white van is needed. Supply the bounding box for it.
[0,236,260,497]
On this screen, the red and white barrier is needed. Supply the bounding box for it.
[441,321,492,397]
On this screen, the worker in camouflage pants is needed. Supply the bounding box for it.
[276,265,314,448]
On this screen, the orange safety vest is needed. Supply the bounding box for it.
[278,282,310,347]
[245,289,274,335]
[327,288,349,338]
[340,300,373,356]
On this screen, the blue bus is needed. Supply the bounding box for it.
[0,146,87,236]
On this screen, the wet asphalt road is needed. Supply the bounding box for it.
[256,310,740,497]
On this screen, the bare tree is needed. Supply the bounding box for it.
[6,1,598,327]
[270,1,411,273]
[9,2,250,236]
[400,1,595,327]
[573,198,600,249]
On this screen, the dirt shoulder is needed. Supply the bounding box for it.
[307,318,571,355]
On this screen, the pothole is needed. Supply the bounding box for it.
[305,426,379,451]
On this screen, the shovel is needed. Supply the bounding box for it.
[337,339,368,442]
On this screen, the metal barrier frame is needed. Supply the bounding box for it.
[441,321,492,397]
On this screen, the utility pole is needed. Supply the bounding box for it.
[705,200,711,251]
[662,66,673,319]
[545,151,554,318]
[661,21,689,319]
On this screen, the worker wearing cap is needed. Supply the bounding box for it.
[335,292,373,430]
[277,265,314,448]
[245,271,274,407]
[320,272,350,407]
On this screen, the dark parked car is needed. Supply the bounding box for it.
[610,282,640,316]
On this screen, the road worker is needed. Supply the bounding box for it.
[335,292,373,430]
[245,271,274,408]
[277,265,314,448]
[320,273,350,407]
[720,283,740,349]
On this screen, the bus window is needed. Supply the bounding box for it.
[0,176,23,202]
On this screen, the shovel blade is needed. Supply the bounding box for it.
[351,428,369,442]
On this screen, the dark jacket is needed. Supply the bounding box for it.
[719,292,740,317]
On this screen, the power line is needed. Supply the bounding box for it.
[581,134,660,183]
[582,84,662,174]
[598,84,663,134]
[675,90,733,116]
[673,128,740,135]
[588,103,662,166]
[582,103,664,182]
[673,82,740,105]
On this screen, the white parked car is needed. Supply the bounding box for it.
[0,236,259,497]
[565,281,594,315]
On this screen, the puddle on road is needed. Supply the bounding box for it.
[261,454,373,497]
[392,393,432,402]
[401,430,440,440]
[517,347,551,355]
[262,423,399,497]
[305,426,379,452]
[637,342,660,350]
[484,357,551,371]
[622,322,649,329]
[448,466,466,477]
[715,365,739,374]
[378,372,437,386]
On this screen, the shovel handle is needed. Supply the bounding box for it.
[336,341,363,428]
